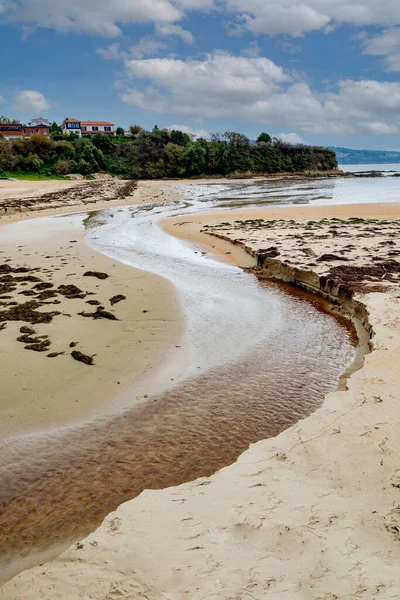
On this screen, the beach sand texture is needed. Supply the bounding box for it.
[0,180,185,436]
[2,193,400,598]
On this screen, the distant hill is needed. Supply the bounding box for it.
[328,146,400,165]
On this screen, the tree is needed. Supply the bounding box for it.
[51,122,63,136]
[91,132,115,154]
[116,127,125,137]
[0,115,19,124]
[257,132,271,144]
[164,143,184,177]
[182,143,206,175]
[224,132,253,172]
[129,124,143,135]
[169,130,190,147]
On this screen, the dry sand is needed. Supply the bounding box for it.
[3,198,400,598]
[0,179,185,437]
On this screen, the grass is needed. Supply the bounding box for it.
[0,171,68,181]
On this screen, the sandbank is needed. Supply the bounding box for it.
[2,180,400,598]
[0,178,187,437]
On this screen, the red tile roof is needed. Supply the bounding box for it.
[63,118,81,123]
[81,121,114,126]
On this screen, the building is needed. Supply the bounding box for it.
[61,118,82,136]
[61,118,115,137]
[81,121,115,136]
[0,123,23,140]
[24,117,51,137]
[0,117,51,140]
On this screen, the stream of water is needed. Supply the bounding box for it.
[0,178,361,582]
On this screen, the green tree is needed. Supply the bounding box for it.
[91,132,115,154]
[51,122,63,136]
[169,130,190,147]
[164,143,184,177]
[0,115,20,124]
[116,127,125,137]
[257,132,271,144]
[182,143,206,175]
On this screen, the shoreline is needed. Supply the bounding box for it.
[2,180,400,597]
[0,179,188,437]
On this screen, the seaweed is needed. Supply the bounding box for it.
[33,282,54,291]
[78,307,118,321]
[20,326,35,335]
[83,271,109,280]
[110,294,126,305]
[25,339,51,352]
[58,284,86,299]
[71,350,94,365]
[0,301,61,324]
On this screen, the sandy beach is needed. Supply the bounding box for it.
[1,179,400,598]
[0,179,186,436]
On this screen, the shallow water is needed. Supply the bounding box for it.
[0,178,359,580]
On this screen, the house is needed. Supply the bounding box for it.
[61,118,115,137]
[23,117,51,137]
[0,118,51,140]
[61,118,83,136]
[0,123,23,140]
[81,121,115,136]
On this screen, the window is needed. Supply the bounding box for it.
[104,126,111,131]
[81,126,87,131]
[36,129,39,133]
[92,126,99,131]
[67,122,81,129]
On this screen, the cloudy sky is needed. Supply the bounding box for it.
[2,0,400,149]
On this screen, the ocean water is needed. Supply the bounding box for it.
[341,163,400,174]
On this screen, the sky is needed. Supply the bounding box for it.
[1,1,400,150]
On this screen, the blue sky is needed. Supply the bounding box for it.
[1,1,400,149]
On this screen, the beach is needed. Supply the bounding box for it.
[1,178,400,598]
[0,179,189,437]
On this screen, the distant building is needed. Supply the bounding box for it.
[0,123,23,140]
[0,117,51,140]
[61,118,115,137]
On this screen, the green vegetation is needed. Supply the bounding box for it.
[0,121,338,179]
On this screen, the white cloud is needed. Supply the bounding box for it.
[15,90,51,113]
[97,43,122,60]
[242,40,261,57]
[5,0,400,39]
[0,96,5,104]
[1,0,183,37]
[119,52,400,135]
[273,132,304,144]
[167,123,209,138]
[155,23,195,44]
[362,28,400,71]
[225,0,400,37]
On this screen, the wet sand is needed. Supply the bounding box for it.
[3,197,399,599]
[0,179,358,587]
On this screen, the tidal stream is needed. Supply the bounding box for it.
[0,181,357,582]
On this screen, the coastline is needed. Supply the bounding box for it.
[1,179,400,598]
[2,195,400,597]
[0,179,187,437]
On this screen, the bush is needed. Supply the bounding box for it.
[21,153,43,173]
[54,159,71,175]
